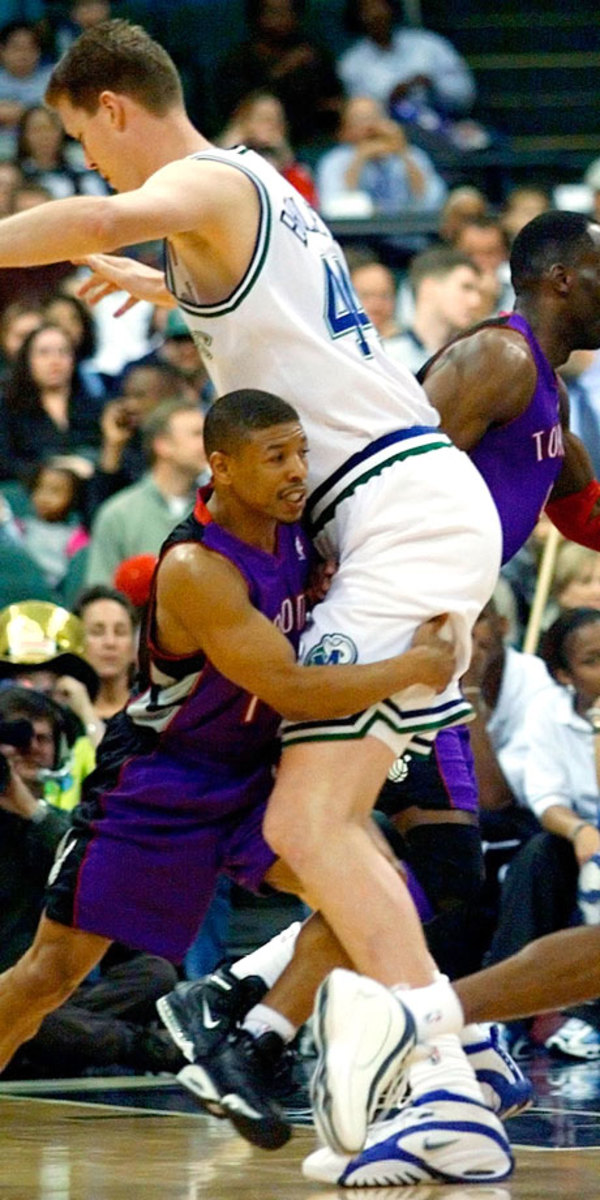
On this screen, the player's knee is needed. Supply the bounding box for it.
[263,805,331,872]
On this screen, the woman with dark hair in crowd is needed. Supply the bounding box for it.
[43,290,106,401]
[15,103,108,200]
[0,321,104,481]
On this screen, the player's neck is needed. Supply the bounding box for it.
[207,493,278,554]
[513,299,573,368]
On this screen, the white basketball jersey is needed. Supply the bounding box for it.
[164,146,438,497]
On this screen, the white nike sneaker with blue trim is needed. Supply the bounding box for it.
[302,1090,514,1187]
[311,968,417,1156]
[462,1024,534,1118]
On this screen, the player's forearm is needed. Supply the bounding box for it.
[0,196,128,266]
[265,646,444,722]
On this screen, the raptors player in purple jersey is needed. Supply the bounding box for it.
[0,388,457,1119]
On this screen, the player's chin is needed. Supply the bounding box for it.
[277,497,307,522]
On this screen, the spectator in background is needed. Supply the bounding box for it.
[348,255,400,340]
[559,348,600,481]
[220,88,318,207]
[0,322,104,482]
[0,300,42,383]
[51,0,112,59]
[551,543,600,615]
[86,361,195,519]
[454,215,513,316]
[316,94,446,224]
[0,21,54,160]
[483,609,600,1061]
[148,308,214,408]
[385,245,482,374]
[438,185,490,244]
[0,601,99,809]
[215,0,343,147]
[43,290,106,401]
[337,0,488,161]
[72,585,139,733]
[500,186,552,248]
[15,460,89,593]
[15,103,108,199]
[86,399,209,586]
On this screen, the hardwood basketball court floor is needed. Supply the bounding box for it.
[2,1051,600,1198]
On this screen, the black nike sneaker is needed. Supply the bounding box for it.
[156,965,267,1062]
[178,1028,292,1150]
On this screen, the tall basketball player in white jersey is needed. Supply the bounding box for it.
[0,19,512,1183]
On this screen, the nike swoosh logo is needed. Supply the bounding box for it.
[202,998,221,1030]
[423,1135,459,1151]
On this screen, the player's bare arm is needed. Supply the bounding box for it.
[0,156,259,291]
[547,382,597,501]
[155,544,457,722]
[424,326,537,451]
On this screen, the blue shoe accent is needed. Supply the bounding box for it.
[464,1024,534,1119]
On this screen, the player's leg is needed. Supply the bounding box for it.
[456,924,600,1024]
[0,913,110,1070]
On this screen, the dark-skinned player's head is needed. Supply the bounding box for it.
[46,19,183,115]
[511,210,600,348]
[203,390,300,457]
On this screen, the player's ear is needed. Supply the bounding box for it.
[98,90,126,130]
[548,262,572,296]
[209,449,230,485]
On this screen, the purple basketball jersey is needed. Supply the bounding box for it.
[130,488,311,768]
[469,313,563,563]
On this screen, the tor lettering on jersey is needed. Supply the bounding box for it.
[531,423,564,462]
[304,633,358,665]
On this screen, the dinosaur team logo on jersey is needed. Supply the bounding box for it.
[304,633,357,665]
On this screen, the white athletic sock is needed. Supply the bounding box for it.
[229,921,301,989]
[409,1032,486,1105]
[242,1002,298,1044]
[392,975,464,1042]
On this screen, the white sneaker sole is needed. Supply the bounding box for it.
[303,1093,514,1186]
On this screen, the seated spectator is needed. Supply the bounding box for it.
[146,308,214,408]
[0,703,182,1079]
[86,361,195,519]
[338,0,490,160]
[316,94,447,221]
[51,0,113,59]
[484,609,600,1059]
[220,88,318,207]
[0,600,99,809]
[0,20,54,160]
[453,215,514,316]
[86,399,209,586]
[15,103,108,199]
[73,585,139,731]
[385,245,482,373]
[0,322,104,482]
[550,542,600,619]
[0,299,42,383]
[214,0,343,147]
[438,184,490,244]
[43,290,106,401]
[15,460,89,592]
[499,185,552,248]
[348,254,400,339]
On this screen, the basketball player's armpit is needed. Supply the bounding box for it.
[546,479,600,550]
